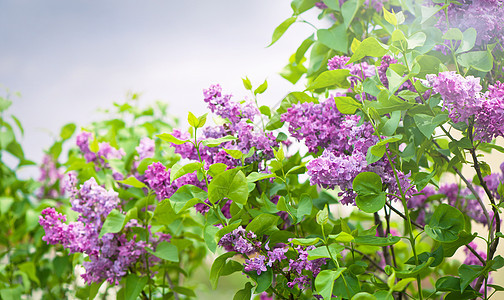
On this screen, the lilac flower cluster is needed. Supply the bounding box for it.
[426,73,504,142]
[37,154,65,198]
[409,183,489,226]
[142,161,233,217]
[431,0,504,48]
[39,178,146,285]
[136,137,155,160]
[425,71,482,123]
[169,85,278,168]
[283,96,415,205]
[76,131,126,164]
[328,55,374,90]
[218,227,260,255]
[287,245,327,289]
[218,228,327,290]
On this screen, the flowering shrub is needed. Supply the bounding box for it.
[3,0,504,299]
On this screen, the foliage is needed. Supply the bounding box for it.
[3,0,504,299]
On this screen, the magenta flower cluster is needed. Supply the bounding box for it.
[218,228,327,290]
[37,154,65,198]
[76,131,126,164]
[39,177,145,285]
[431,0,504,48]
[282,96,415,205]
[426,72,504,142]
[169,85,278,169]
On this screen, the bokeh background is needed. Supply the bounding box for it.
[2,0,502,296]
[0,0,315,165]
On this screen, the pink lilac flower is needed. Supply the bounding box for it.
[218,227,259,255]
[37,154,65,198]
[169,85,278,169]
[431,0,504,48]
[75,131,125,164]
[425,71,482,123]
[244,255,268,275]
[474,82,504,142]
[287,245,328,290]
[136,137,155,160]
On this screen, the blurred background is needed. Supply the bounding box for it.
[0,0,315,166]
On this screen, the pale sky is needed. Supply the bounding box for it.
[0,0,317,167]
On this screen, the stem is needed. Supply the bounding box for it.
[166,272,180,300]
[367,113,424,300]
[144,192,153,299]
[193,130,228,227]
[467,123,501,293]
[321,224,351,298]
[374,212,392,267]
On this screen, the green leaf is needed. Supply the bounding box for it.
[296,194,313,222]
[276,91,318,114]
[0,96,12,112]
[254,79,268,95]
[149,241,179,262]
[316,204,329,225]
[413,113,448,138]
[459,264,484,292]
[242,77,252,90]
[334,96,362,114]
[18,262,40,285]
[233,282,253,300]
[157,133,189,145]
[205,223,220,253]
[170,162,203,183]
[342,0,359,28]
[457,50,494,72]
[223,148,243,159]
[210,252,237,289]
[317,24,348,53]
[395,257,435,279]
[295,34,315,64]
[188,112,199,128]
[259,105,271,117]
[383,7,397,26]
[315,268,346,300]
[443,28,463,41]
[352,292,377,300]
[125,274,148,300]
[348,37,389,64]
[246,268,273,293]
[201,135,238,147]
[353,172,386,213]
[208,169,249,205]
[421,5,446,24]
[442,231,476,257]
[353,235,401,246]
[268,17,297,47]
[60,123,76,140]
[291,0,318,15]
[425,204,465,242]
[290,237,321,246]
[246,213,279,235]
[393,278,416,292]
[169,184,207,213]
[99,209,126,238]
[247,172,276,182]
[118,176,147,188]
[328,232,355,243]
[456,28,477,54]
[208,163,228,177]
[407,32,427,49]
[306,69,350,90]
[322,0,340,10]
[137,158,159,175]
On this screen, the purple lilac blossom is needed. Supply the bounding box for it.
[75,131,125,164]
[218,227,259,255]
[408,186,436,225]
[439,183,488,225]
[287,245,327,290]
[136,137,155,160]
[425,71,482,124]
[474,82,504,142]
[169,85,277,169]
[431,0,504,48]
[37,154,65,198]
[40,177,147,285]
[244,255,268,275]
